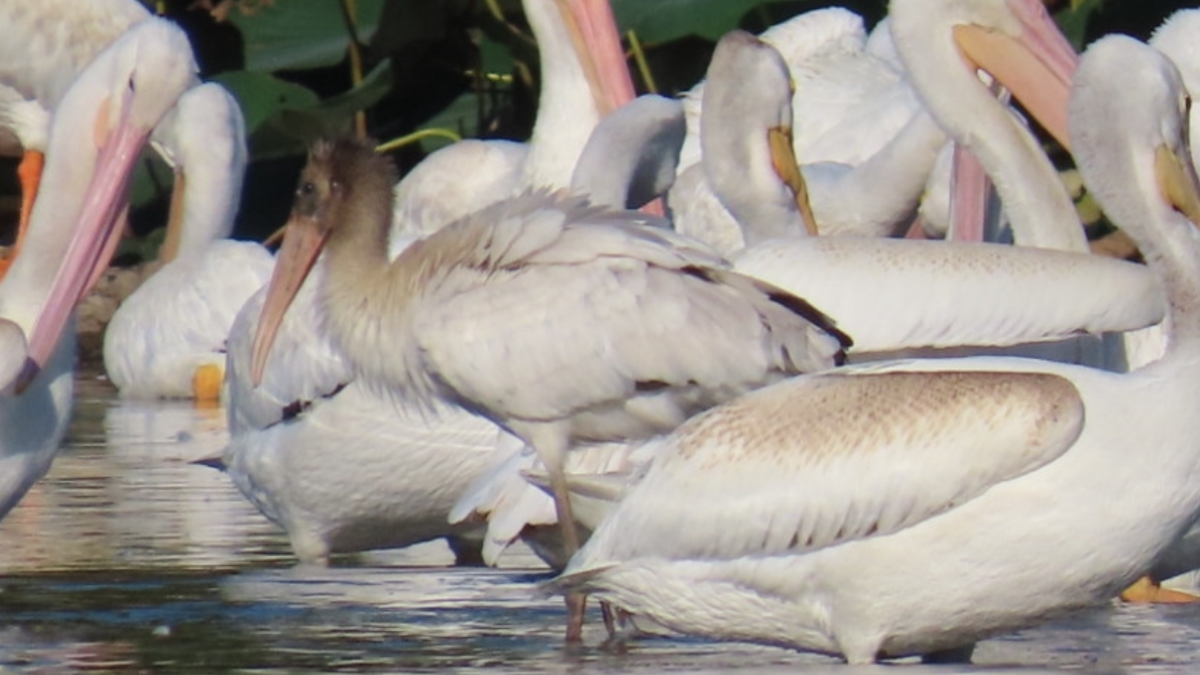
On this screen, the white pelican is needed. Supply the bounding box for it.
[219,257,513,565]
[0,19,196,519]
[692,10,1160,365]
[101,83,275,402]
[0,1,271,402]
[390,0,635,239]
[0,0,153,261]
[453,13,1161,570]
[0,84,48,273]
[1151,9,1200,170]
[670,9,947,253]
[890,0,1083,252]
[1108,8,1200,603]
[552,35,1200,662]
[249,138,849,638]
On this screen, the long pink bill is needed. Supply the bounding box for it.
[953,0,1079,152]
[947,144,990,242]
[18,88,148,391]
[249,215,328,386]
[559,0,636,115]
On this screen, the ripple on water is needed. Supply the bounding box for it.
[0,375,1200,673]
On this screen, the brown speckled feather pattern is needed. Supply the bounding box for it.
[582,369,1085,562]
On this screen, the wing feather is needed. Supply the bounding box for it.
[581,369,1084,563]
[412,195,846,431]
[734,237,1163,353]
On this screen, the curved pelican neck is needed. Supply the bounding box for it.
[808,109,947,236]
[0,101,101,333]
[521,0,607,189]
[151,83,247,262]
[890,4,1086,253]
[1071,36,1200,346]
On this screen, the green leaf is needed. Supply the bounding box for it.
[610,0,792,43]
[127,155,175,210]
[227,0,386,72]
[410,92,482,152]
[313,59,395,118]
[211,71,320,134]
[214,64,395,160]
[116,222,167,263]
[478,30,517,78]
[1054,0,1103,51]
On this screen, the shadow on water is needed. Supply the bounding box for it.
[0,373,1199,673]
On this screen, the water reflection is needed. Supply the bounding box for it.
[0,375,287,573]
[0,374,1198,673]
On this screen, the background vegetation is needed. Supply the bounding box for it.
[0,0,1193,258]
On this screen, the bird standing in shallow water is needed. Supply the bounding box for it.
[551,34,1200,662]
[0,19,197,521]
[250,137,849,639]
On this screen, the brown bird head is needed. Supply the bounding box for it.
[250,137,397,386]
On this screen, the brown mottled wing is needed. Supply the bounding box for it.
[588,369,1085,562]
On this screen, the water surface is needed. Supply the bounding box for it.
[1,374,1199,674]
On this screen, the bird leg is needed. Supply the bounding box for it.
[530,423,589,643]
[1120,575,1200,603]
[549,462,587,641]
[948,143,989,242]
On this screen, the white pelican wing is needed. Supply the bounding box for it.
[734,237,1162,353]
[586,369,1083,563]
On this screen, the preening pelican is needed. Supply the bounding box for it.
[1151,9,1200,171]
[102,83,275,401]
[553,35,1200,663]
[0,19,196,519]
[569,94,685,211]
[682,8,1161,364]
[670,9,947,253]
[249,138,848,638]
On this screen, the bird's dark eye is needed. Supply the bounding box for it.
[299,181,316,196]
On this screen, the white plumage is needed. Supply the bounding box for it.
[0,19,196,520]
[221,257,512,564]
[671,9,946,253]
[552,34,1200,663]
